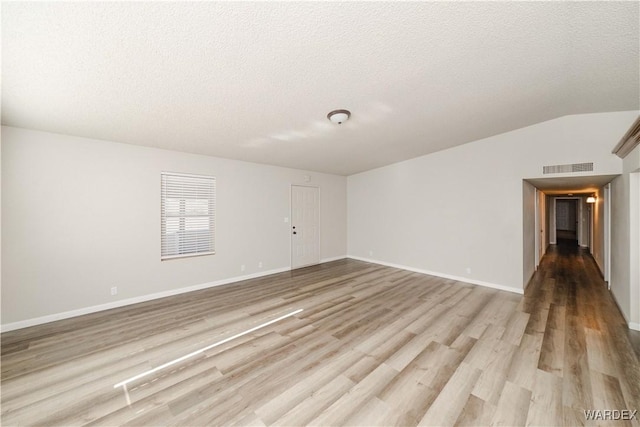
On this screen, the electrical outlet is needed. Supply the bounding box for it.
[284,217,289,223]
[111,286,118,296]
[240,264,245,272]
[258,261,263,268]
[368,250,373,257]
[466,267,472,274]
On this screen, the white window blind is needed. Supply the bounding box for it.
[161,172,216,260]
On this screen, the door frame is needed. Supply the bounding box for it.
[290,184,320,269]
[534,189,547,269]
[535,189,540,268]
[604,183,611,285]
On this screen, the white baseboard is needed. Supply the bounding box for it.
[347,255,523,295]
[1,266,291,333]
[0,254,527,333]
[320,255,347,263]
[1,256,351,333]
[607,288,640,331]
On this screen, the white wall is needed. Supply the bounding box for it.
[0,136,2,321]
[545,195,551,249]
[630,171,639,329]
[579,198,588,248]
[549,197,556,244]
[1,126,347,328]
[591,186,606,274]
[348,112,635,293]
[523,181,536,286]
[611,174,631,321]
[606,143,639,330]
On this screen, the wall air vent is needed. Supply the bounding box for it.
[542,162,594,174]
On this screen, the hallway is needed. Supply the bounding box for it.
[524,241,640,424]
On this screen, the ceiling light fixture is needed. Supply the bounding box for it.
[586,194,596,203]
[327,109,351,124]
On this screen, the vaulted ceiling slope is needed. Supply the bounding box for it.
[2,2,639,175]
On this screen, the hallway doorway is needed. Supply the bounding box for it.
[555,199,578,246]
[523,174,619,290]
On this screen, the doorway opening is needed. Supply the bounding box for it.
[523,174,619,289]
[556,198,579,247]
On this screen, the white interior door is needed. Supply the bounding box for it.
[291,185,320,269]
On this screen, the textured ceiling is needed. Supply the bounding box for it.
[2,2,639,175]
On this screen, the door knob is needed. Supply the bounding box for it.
[293,231,297,235]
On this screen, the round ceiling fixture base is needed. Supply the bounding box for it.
[327,109,351,124]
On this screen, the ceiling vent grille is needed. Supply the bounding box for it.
[542,162,594,174]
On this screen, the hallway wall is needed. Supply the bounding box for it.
[545,195,551,249]
[611,142,640,330]
[537,189,547,265]
[523,181,536,286]
[632,172,640,329]
[591,186,606,274]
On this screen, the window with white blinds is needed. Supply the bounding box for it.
[161,172,216,260]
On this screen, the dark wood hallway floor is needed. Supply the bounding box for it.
[524,241,640,425]
[536,241,640,360]
[1,249,639,426]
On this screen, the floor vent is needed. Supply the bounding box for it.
[543,162,593,174]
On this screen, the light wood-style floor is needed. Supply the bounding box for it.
[2,247,639,426]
